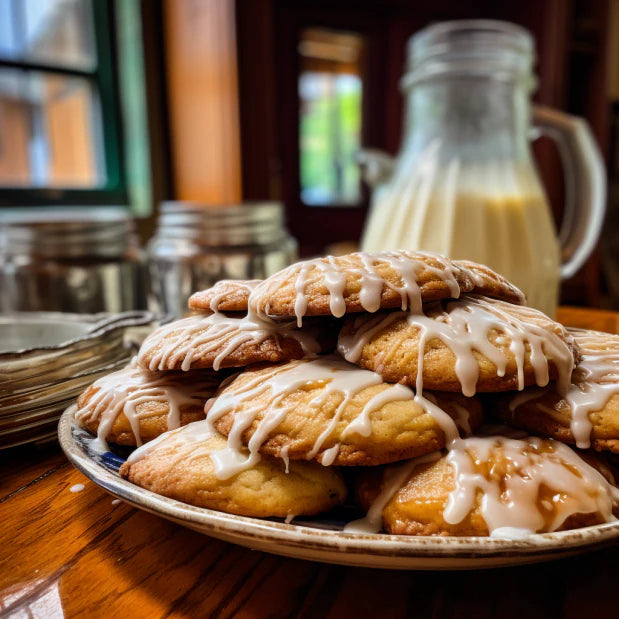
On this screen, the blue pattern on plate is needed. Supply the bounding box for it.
[71,424,129,474]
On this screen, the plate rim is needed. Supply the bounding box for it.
[58,405,619,564]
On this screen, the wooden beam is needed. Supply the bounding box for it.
[164,0,242,203]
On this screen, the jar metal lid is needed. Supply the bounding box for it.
[154,201,289,247]
[0,208,138,258]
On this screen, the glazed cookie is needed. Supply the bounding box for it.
[188,279,261,313]
[207,356,483,472]
[119,426,347,518]
[338,295,579,397]
[352,436,619,536]
[75,361,221,449]
[496,328,619,453]
[137,312,333,372]
[248,251,526,325]
[452,260,526,305]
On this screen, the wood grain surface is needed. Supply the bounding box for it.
[1,307,618,618]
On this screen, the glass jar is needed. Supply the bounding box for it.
[0,209,145,313]
[360,20,606,316]
[147,202,298,316]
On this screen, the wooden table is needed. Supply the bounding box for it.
[2,307,619,618]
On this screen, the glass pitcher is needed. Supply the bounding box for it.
[360,20,606,317]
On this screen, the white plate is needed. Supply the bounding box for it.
[58,405,619,570]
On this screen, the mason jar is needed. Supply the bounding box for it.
[0,208,145,313]
[147,202,298,316]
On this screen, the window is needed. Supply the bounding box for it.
[0,0,125,204]
[298,28,364,207]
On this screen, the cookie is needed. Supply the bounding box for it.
[208,356,483,470]
[75,361,220,448]
[248,251,525,325]
[496,328,619,453]
[188,279,260,313]
[119,426,347,518]
[338,295,579,396]
[452,260,526,305]
[137,312,333,372]
[353,436,619,536]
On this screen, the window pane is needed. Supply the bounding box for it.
[0,0,96,69]
[24,0,95,69]
[298,28,364,207]
[0,0,19,59]
[0,68,105,187]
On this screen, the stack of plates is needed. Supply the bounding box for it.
[0,311,156,449]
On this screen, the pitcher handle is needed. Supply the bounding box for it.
[357,149,396,188]
[532,105,606,279]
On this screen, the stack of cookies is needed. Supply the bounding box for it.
[74,250,619,537]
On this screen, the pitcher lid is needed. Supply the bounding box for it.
[403,19,536,89]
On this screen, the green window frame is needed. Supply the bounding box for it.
[0,0,127,206]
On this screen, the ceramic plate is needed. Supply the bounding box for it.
[59,406,619,570]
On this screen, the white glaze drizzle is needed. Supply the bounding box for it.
[127,418,216,464]
[280,444,291,474]
[205,279,260,312]
[449,402,473,436]
[251,250,464,326]
[338,311,403,365]
[341,382,413,439]
[137,312,322,372]
[204,356,463,480]
[416,392,462,445]
[507,386,551,412]
[338,295,576,398]
[508,329,619,449]
[490,527,535,539]
[560,329,619,449]
[75,360,217,451]
[443,436,619,535]
[343,451,442,534]
[320,444,341,466]
[453,259,526,304]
